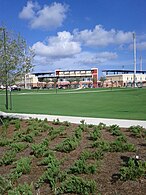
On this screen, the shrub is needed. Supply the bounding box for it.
[9,143,28,152]
[39,153,59,167]
[14,119,21,131]
[110,140,136,152]
[108,124,122,136]
[80,150,92,160]
[92,139,136,153]
[97,122,106,130]
[0,175,12,194]
[21,134,34,143]
[0,138,12,146]
[62,121,71,126]
[52,118,61,125]
[80,149,103,161]
[14,157,31,175]
[88,124,94,128]
[129,125,145,138]
[79,120,88,131]
[55,136,80,153]
[8,183,33,195]
[92,140,110,151]
[35,154,60,191]
[57,176,97,195]
[1,120,9,137]
[48,126,64,140]
[31,138,49,157]
[116,135,127,143]
[120,158,146,181]
[90,126,101,140]
[0,150,16,166]
[69,159,97,174]
[13,131,34,143]
[74,127,83,140]
[93,149,104,160]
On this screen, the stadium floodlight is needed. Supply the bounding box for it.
[133,32,137,87]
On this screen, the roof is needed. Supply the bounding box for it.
[33,72,55,76]
[102,69,146,74]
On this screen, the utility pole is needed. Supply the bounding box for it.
[3,28,9,110]
[133,32,137,87]
[140,56,142,72]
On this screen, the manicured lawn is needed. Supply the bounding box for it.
[0,88,146,120]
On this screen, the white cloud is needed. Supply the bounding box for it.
[74,25,133,46]
[19,1,68,30]
[31,25,136,72]
[75,51,117,65]
[33,50,118,72]
[137,41,146,50]
[32,31,81,58]
[19,1,40,19]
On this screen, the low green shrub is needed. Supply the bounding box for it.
[120,158,146,181]
[13,157,31,175]
[110,139,136,152]
[97,122,106,130]
[55,136,80,153]
[129,125,145,138]
[90,126,101,140]
[74,127,83,140]
[35,154,60,191]
[92,149,104,160]
[52,118,61,125]
[92,140,110,151]
[9,142,28,152]
[1,119,9,137]
[62,121,71,126]
[13,131,34,143]
[57,176,97,195]
[79,120,88,131]
[80,150,92,160]
[48,126,64,140]
[31,138,49,157]
[14,119,21,131]
[0,138,12,146]
[68,159,97,174]
[0,150,16,166]
[0,175,12,194]
[108,124,123,136]
[8,183,33,195]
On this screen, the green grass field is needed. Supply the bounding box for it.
[0,87,146,120]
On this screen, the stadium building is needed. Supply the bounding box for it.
[102,69,146,87]
[21,68,98,89]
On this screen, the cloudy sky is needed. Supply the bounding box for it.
[0,0,146,77]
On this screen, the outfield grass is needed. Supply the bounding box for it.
[0,88,146,120]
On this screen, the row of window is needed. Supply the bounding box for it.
[127,77,146,81]
[59,71,91,75]
[58,77,92,82]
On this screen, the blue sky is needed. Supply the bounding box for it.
[0,0,146,77]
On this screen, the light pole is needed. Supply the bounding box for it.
[133,32,137,87]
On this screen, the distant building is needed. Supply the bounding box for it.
[19,68,98,89]
[102,69,146,87]
[55,68,98,88]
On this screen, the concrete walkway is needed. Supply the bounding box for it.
[1,111,146,128]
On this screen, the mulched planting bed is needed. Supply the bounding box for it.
[0,117,146,195]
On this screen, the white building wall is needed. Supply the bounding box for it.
[107,74,146,83]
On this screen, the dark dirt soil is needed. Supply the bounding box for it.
[0,118,146,195]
